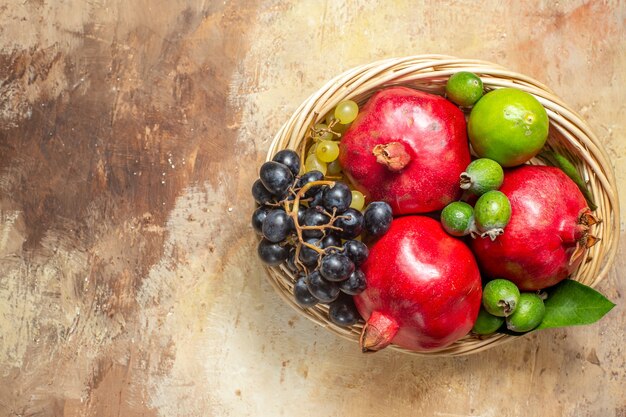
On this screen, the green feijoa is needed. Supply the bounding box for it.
[440,201,474,236]
[482,279,521,317]
[472,306,505,335]
[474,190,511,240]
[506,293,546,333]
[445,71,484,107]
[460,158,504,195]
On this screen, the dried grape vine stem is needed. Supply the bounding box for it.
[283,180,339,271]
[300,116,343,163]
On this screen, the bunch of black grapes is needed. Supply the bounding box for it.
[251,149,393,327]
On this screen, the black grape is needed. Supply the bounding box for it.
[257,239,289,266]
[328,295,360,327]
[294,275,318,307]
[306,270,340,303]
[259,161,294,196]
[309,189,324,208]
[320,233,341,249]
[342,240,369,266]
[286,248,297,273]
[252,179,275,205]
[363,201,393,237]
[322,182,352,213]
[251,206,272,235]
[302,207,330,239]
[339,269,367,295]
[272,149,301,176]
[334,208,363,239]
[298,238,322,267]
[262,210,294,243]
[319,252,354,282]
[297,170,324,198]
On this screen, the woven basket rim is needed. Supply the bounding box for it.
[262,55,620,356]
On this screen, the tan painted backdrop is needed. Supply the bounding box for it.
[0,1,624,416]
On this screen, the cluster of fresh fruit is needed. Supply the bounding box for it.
[253,69,614,353]
[473,279,545,335]
[303,99,358,175]
[441,158,511,240]
[251,110,393,327]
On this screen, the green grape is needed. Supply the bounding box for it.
[315,140,340,163]
[327,159,342,175]
[308,142,318,155]
[305,153,327,175]
[334,100,359,124]
[325,113,349,135]
[350,190,365,211]
[313,123,334,141]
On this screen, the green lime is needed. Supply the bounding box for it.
[472,306,505,335]
[440,201,474,236]
[445,72,484,107]
[506,293,546,332]
[482,278,520,317]
[468,88,549,167]
[474,190,511,240]
[460,158,504,196]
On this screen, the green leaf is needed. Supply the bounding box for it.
[537,280,615,330]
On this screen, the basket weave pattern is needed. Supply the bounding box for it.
[264,55,620,356]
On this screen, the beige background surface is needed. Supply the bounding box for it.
[0,1,625,416]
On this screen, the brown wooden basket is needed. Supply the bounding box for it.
[263,55,620,356]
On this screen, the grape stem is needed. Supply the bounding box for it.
[327,118,342,138]
[287,180,337,270]
[301,117,343,167]
[311,118,342,140]
[300,224,342,231]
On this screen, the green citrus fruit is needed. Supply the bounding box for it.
[440,201,474,236]
[468,88,549,167]
[482,278,520,317]
[472,307,505,335]
[506,293,546,332]
[446,71,484,107]
[460,158,504,196]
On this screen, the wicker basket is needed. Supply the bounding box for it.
[264,55,620,356]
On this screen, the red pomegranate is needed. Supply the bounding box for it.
[339,86,470,215]
[471,165,600,291]
[354,216,482,352]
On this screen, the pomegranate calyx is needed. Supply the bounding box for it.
[583,234,600,249]
[578,208,601,227]
[372,142,411,172]
[569,208,602,265]
[569,242,584,266]
[569,234,601,265]
[359,311,399,353]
